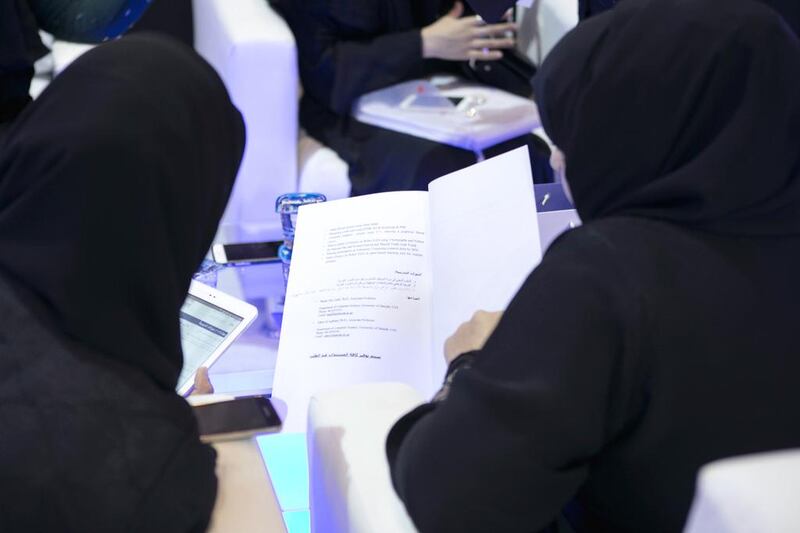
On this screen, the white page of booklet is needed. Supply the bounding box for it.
[272,147,543,432]
[428,147,543,389]
[272,191,434,432]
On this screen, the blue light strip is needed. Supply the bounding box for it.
[257,433,310,511]
[283,511,311,533]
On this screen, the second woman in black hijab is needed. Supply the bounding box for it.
[386,0,800,531]
[0,33,245,531]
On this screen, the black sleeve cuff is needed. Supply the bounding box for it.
[386,351,479,479]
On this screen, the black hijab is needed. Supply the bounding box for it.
[0,34,245,390]
[533,0,800,236]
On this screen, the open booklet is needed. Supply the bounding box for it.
[272,147,544,432]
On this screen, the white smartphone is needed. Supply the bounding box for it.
[192,396,282,443]
[211,241,282,265]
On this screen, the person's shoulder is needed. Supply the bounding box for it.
[541,217,631,265]
[545,215,686,262]
[534,216,674,303]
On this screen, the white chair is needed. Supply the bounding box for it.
[310,384,800,533]
[297,132,351,202]
[294,0,582,202]
[308,383,424,533]
[195,0,350,231]
[518,0,580,66]
[193,0,300,237]
[684,449,800,533]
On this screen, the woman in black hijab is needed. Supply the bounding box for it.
[0,33,245,531]
[386,0,800,531]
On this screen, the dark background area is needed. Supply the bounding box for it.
[131,0,194,46]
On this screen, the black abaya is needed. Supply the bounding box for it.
[0,34,245,531]
[387,0,800,531]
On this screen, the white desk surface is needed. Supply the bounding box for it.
[210,438,288,533]
[207,225,286,397]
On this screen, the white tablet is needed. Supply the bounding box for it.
[176,280,258,396]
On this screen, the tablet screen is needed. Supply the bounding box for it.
[177,294,244,391]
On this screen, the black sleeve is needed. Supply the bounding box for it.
[281,0,428,115]
[132,434,219,533]
[387,228,647,532]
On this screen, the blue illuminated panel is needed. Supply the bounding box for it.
[283,511,311,533]
[257,433,309,511]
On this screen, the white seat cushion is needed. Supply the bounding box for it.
[297,133,351,200]
[684,449,800,533]
[51,41,95,75]
[308,382,423,533]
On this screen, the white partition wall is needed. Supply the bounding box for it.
[194,0,299,237]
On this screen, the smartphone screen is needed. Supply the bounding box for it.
[217,241,282,264]
[193,397,281,438]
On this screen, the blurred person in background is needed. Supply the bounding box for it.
[271,0,555,195]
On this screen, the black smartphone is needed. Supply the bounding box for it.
[211,241,282,265]
[192,396,282,442]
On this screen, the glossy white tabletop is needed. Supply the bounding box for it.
[206,224,287,397]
